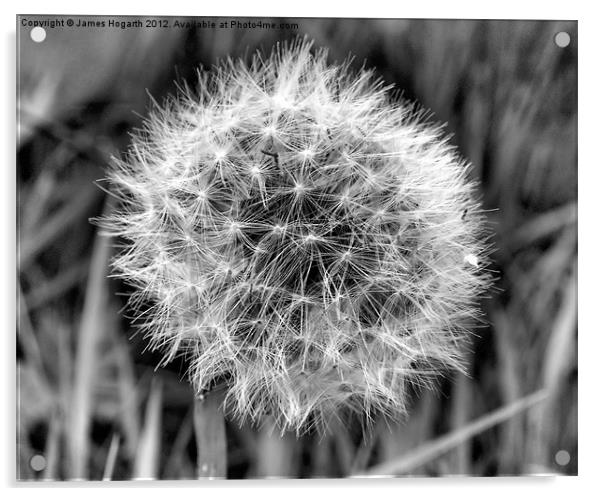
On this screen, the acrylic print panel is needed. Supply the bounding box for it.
[16,16,577,480]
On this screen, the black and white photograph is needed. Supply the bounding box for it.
[16,15,577,481]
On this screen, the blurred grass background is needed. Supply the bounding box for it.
[16,17,577,479]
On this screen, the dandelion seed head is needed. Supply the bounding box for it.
[103,39,492,433]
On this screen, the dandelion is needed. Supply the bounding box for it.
[102,39,491,434]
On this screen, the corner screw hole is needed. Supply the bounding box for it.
[555,450,570,466]
[30,454,46,472]
[554,32,570,48]
[30,27,47,43]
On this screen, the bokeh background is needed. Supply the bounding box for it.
[16,17,577,479]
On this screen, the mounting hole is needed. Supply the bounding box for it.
[555,449,571,466]
[30,27,46,43]
[30,454,46,472]
[554,32,570,48]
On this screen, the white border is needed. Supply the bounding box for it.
[3,2,598,495]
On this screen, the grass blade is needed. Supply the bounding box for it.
[67,219,111,479]
[359,389,548,477]
[133,379,163,480]
[19,184,101,269]
[102,433,121,481]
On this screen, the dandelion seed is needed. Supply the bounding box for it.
[263,125,277,136]
[464,253,479,268]
[300,149,314,160]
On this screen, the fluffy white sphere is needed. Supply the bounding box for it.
[103,40,491,432]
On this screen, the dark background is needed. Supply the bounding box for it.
[17,17,577,479]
